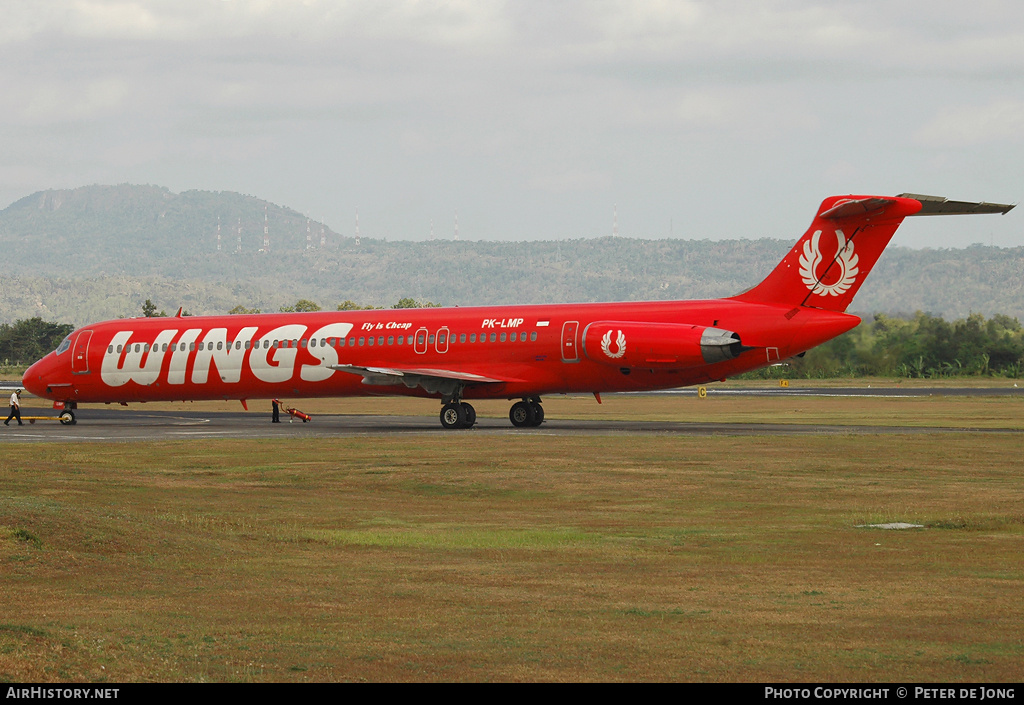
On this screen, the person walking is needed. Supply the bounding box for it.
[5,389,23,426]
[272,398,281,423]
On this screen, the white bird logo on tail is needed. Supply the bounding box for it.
[798,229,859,297]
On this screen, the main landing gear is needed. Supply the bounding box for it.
[509,398,544,428]
[437,397,545,429]
[440,401,477,429]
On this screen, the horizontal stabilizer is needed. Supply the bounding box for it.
[819,197,895,220]
[898,194,1015,216]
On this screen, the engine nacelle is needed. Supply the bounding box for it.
[581,321,744,368]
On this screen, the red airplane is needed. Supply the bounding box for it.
[22,193,1013,429]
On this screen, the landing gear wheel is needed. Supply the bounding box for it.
[529,402,544,426]
[440,402,468,429]
[59,410,76,425]
[509,401,536,428]
[461,402,476,428]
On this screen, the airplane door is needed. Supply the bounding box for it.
[436,327,450,354]
[561,321,579,363]
[71,330,93,374]
[414,327,428,355]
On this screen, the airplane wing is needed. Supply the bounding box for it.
[329,364,515,398]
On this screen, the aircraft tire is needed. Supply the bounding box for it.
[509,401,536,428]
[461,402,476,428]
[529,402,544,426]
[59,410,76,425]
[440,402,468,429]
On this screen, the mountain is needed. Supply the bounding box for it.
[1,184,1022,326]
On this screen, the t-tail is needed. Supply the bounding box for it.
[733,194,1014,312]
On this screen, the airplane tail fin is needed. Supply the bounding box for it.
[732,194,1014,312]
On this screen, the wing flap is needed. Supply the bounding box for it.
[329,364,514,397]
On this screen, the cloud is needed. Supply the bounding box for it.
[915,100,1024,147]
[19,78,131,124]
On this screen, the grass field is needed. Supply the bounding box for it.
[1,396,1023,682]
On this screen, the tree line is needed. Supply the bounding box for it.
[744,312,1024,379]
[0,318,74,367]
[229,298,442,314]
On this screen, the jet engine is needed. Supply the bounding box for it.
[581,321,744,368]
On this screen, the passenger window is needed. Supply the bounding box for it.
[418,335,425,345]
[117,345,123,353]
[301,338,307,348]
[530,331,537,341]
[438,334,446,344]
[359,337,365,346]
[189,342,195,351]
[460,334,466,343]
[162,343,167,352]
[470,334,476,343]
[388,336,394,345]
[348,337,355,346]
[429,335,435,344]
[310,338,317,348]
[500,333,506,342]
[108,345,113,354]
[368,337,374,346]
[397,336,404,345]
[217,342,223,351]
[490,333,496,342]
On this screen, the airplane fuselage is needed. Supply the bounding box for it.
[23,298,858,405]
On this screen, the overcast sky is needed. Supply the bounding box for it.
[2,0,1022,247]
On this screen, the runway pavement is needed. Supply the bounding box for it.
[2,385,1021,443]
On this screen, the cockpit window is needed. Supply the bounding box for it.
[55,335,73,355]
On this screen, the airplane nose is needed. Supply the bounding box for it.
[22,354,57,399]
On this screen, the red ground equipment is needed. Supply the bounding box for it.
[284,405,311,423]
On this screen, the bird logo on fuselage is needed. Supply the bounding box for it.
[601,329,626,359]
